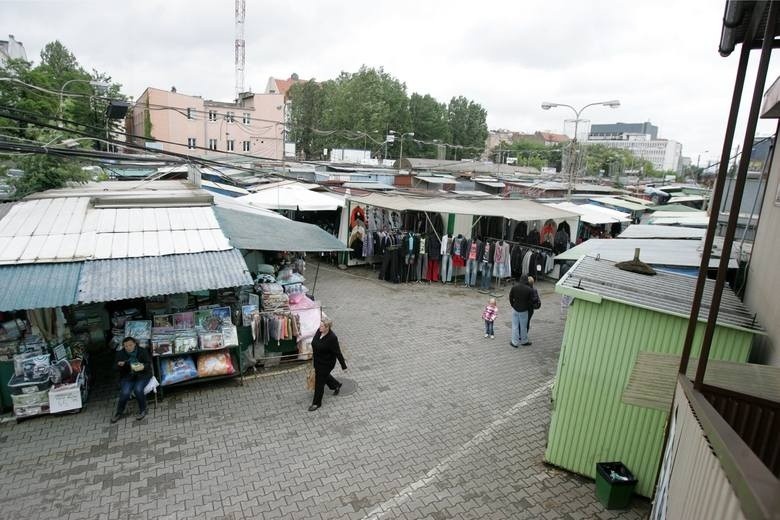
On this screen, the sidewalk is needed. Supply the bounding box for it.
[0,263,650,519]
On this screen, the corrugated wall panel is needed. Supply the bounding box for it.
[658,381,747,520]
[545,299,754,497]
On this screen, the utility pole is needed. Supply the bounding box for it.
[234,0,246,101]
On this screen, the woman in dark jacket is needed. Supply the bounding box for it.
[111,336,153,423]
[309,317,347,411]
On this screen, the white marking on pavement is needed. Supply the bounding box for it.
[360,377,555,520]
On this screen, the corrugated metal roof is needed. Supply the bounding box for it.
[590,196,649,212]
[77,249,252,303]
[618,224,706,239]
[0,202,16,222]
[557,256,762,332]
[0,198,231,264]
[214,206,349,252]
[554,238,735,268]
[0,262,81,311]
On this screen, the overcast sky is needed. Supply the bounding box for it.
[3,0,780,166]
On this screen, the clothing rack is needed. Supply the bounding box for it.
[486,237,553,253]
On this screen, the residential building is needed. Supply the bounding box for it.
[0,34,27,66]
[587,126,683,172]
[126,87,284,160]
[265,74,307,101]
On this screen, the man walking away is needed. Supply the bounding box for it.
[509,278,534,347]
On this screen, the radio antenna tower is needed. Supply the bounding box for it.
[235,0,246,100]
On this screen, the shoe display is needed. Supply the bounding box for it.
[308,404,320,412]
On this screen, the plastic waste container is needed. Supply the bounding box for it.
[595,462,637,509]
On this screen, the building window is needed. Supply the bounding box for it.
[227,140,235,151]
[226,111,235,123]
[187,138,196,150]
[187,108,194,119]
[208,110,217,121]
[242,113,251,124]
[242,140,250,152]
[209,139,217,150]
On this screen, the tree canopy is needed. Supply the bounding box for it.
[287,66,488,161]
[0,40,123,197]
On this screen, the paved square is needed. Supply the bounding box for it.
[0,263,650,519]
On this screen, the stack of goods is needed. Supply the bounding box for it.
[7,336,88,418]
[110,309,144,351]
[259,283,289,312]
[154,305,239,386]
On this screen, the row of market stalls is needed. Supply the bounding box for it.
[337,192,581,284]
[0,180,348,418]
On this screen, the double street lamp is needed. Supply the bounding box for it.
[541,99,620,198]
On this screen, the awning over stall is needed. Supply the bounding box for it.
[545,202,631,225]
[77,249,252,303]
[0,262,81,312]
[237,185,344,211]
[348,193,579,222]
[214,206,349,252]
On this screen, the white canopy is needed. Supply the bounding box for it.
[348,193,579,222]
[237,186,345,211]
[545,202,631,225]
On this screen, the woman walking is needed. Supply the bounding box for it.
[309,317,347,412]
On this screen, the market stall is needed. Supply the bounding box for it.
[338,192,580,287]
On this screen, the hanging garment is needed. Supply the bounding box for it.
[493,241,511,278]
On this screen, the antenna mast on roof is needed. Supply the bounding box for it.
[234,0,246,100]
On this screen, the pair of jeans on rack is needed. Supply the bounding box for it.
[464,259,479,286]
[440,254,453,282]
[479,262,493,289]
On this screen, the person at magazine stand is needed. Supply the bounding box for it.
[309,317,348,412]
[111,336,153,423]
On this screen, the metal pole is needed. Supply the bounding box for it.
[399,135,404,172]
[678,38,752,376]
[693,0,777,388]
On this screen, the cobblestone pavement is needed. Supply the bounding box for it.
[0,263,650,519]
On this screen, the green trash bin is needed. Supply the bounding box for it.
[595,462,637,509]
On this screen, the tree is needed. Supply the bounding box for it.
[0,40,125,197]
[9,154,91,198]
[447,96,488,160]
[408,93,449,159]
[287,80,331,159]
[494,138,563,171]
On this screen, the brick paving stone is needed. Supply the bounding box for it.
[0,263,650,519]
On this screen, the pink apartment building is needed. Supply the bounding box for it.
[127,87,285,160]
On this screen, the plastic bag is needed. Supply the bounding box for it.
[305,365,315,391]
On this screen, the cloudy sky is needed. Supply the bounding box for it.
[3,0,779,165]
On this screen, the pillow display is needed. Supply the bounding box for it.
[160,356,198,386]
[197,351,235,378]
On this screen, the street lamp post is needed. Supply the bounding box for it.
[541,99,620,199]
[58,79,110,124]
[398,131,414,172]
